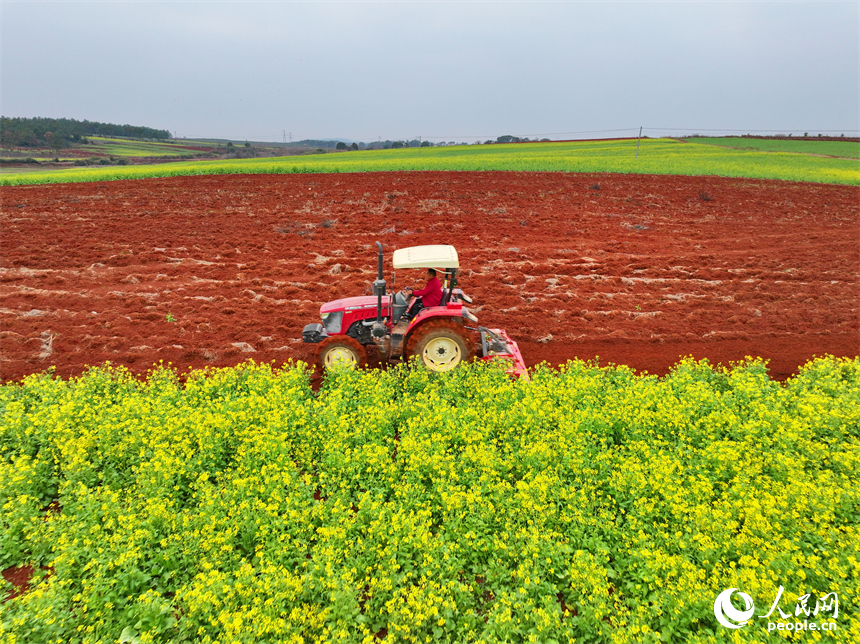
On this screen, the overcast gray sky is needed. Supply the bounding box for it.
[2,1,858,142]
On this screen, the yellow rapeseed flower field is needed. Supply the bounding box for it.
[3,139,858,187]
[1,356,857,643]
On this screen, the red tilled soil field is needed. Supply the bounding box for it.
[2,171,857,382]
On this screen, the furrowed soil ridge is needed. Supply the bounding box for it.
[2,171,857,382]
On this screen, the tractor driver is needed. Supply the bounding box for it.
[404,268,443,318]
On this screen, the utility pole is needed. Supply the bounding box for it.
[636,126,642,159]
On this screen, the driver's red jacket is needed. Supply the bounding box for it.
[412,277,443,307]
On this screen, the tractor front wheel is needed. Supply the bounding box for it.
[316,336,368,370]
[406,319,475,372]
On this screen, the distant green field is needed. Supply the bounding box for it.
[684,137,860,159]
[84,136,217,157]
[0,137,216,166]
[2,138,858,186]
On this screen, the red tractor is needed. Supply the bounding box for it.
[302,242,527,376]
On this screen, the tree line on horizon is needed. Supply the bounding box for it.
[0,117,171,151]
[295,135,551,150]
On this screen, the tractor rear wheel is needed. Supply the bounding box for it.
[406,319,475,372]
[316,336,368,369]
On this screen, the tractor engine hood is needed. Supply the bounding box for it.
[320,295,391,315]
[320,295,393,336]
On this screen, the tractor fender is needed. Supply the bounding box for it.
[405,308,468,335]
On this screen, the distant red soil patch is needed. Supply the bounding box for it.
[2,171,857,382]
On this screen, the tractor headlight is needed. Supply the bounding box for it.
[321,311,343,334]
[462,308,478,323]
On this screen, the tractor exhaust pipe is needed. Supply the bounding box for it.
[373,241,386,324]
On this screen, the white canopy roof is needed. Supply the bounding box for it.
[392,245,459,269]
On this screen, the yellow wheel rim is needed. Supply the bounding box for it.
[324,346,358,367]
[422,337,461,372]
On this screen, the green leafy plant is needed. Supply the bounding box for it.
[1,357,857,642]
